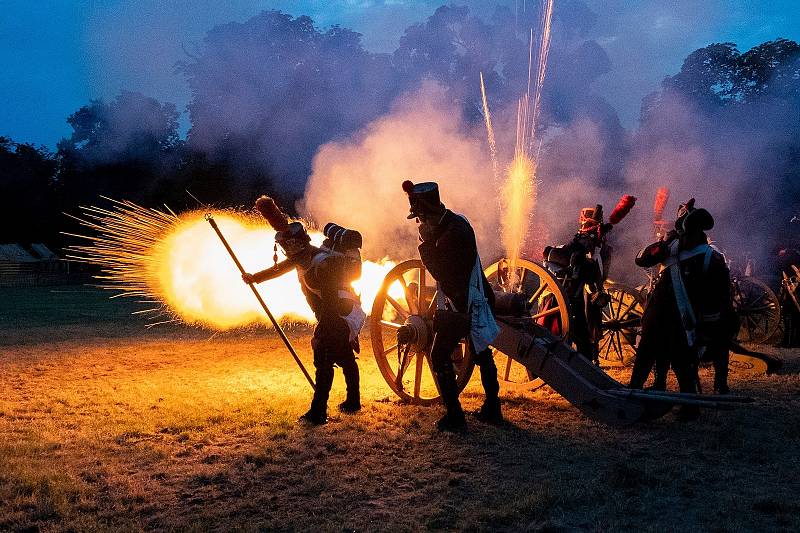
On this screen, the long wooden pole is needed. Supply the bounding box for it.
[205,214,315,390]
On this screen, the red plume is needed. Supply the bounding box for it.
[401,180,415,195]
[653,187,670,222]
[609,194,637,225]
[254,195,289,231]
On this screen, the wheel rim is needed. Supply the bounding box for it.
[598,283,644,366]
[370,259,475,405]
[484,258,570,391]
[732,276,781,344]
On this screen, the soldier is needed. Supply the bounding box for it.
[542,196,635,363]
[242,196,365,425]
[401,180,501,432]
[776,246,800,347]
[629,199,736,416]
[543,206,611,363]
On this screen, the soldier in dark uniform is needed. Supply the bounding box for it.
[242,196,365,425]
[401,180,501,432]
[629,199,736,416]
[776,246,800,347]
[543,206,612,363]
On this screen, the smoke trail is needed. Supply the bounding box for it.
[495,0,554,272]
[480,71,499,182]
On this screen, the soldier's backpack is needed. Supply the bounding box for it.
[321,223,363,283]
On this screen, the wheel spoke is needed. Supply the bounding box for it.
[616,297,638,321]
[531,306,562,320]
[383,343,399,356]
[386,294,409,320]
[413,351,424,398]
[396,344,412,388]
[427,289,439,316]
[503,353,513,381]
[614,293,624,317]
[519,267,536,294]
[603,333,614,359]
[418,267,426,314]
[396,275,416,315]
[380,320,403,330]
[614,332,625,362]
[424,351,441,395]
[598,333,613,356]
[528,282,547,304]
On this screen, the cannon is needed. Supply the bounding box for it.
[482,258,644,388]
[369,258,751,426]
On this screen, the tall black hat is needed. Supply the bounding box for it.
[402,180,442,219]
[675,198,714,234]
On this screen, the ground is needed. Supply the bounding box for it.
[1,287,799,532]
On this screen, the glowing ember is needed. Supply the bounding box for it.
[501,153,537,270]
[481,0,553,274]
[67,199,395,330]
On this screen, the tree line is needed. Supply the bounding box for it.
[0,5,798,251]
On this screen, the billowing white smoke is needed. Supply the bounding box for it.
[301,82,502,264]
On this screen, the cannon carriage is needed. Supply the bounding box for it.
[369,257,748,426]
[481,257,645,388]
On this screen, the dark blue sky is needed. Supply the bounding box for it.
[1,0,798,148]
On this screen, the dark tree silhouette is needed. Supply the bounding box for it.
[0,137,58,244]
[55,91,183,209]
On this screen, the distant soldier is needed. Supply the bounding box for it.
[401,180,501,432]
[776,246,800,347]
[242,196,365,425]
[629,199,736,417]
[542,196,636,363]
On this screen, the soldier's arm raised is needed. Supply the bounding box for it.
[243,259,296,284]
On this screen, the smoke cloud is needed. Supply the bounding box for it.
[301,82,501,262]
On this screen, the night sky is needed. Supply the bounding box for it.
[1,0,798,148]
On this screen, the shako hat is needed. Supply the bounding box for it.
[675,198,714,234]
[402,180,442,219]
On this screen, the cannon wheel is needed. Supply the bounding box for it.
[484,258,571,391]
[370,259,475,405]
[732,276,781,344]
[598,283,645,367]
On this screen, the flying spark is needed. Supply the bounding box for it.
[66,198,395,330]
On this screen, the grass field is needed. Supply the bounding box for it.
[1,287,799,531]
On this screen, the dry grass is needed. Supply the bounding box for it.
[1,287,800,531]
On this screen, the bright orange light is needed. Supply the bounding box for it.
[152,212,396,330]
[68,203,396,330]
[501,153,536,273]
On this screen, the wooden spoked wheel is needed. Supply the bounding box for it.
[732,276,781,344]
[598,283,645,366]
[484,258,571,391]
[370,259,475,405]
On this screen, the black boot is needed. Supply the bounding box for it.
[474,350,503,425]
[302,365,334,425]
[436,411,467,432]
[475,398,503,425]
[434,370,466,432]
[299,409,328,425]
[338,359,361,413]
